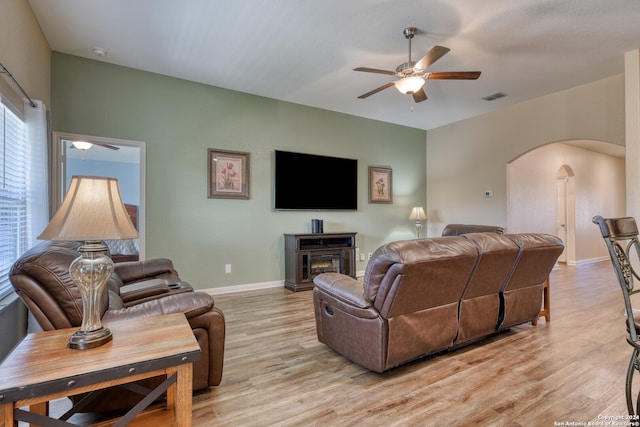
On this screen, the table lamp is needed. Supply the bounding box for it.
[409,207,427,237]
[38,176,138,349]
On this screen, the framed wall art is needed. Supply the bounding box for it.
[208,148,250,199]
[368,166,392,204]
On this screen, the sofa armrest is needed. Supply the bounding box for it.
[119,279,170,302]
[118,278,193,304]
[114,258,180,283]
[102,291,214,323]
[103,291,225,390]
[313,272,369,308]
[187,305,226,387]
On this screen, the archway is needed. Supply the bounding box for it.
[507,139,624,264]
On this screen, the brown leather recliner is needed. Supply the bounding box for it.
[9,240,225,411]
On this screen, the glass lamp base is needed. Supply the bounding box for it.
[67,326,113,350]
[414,221,423,238]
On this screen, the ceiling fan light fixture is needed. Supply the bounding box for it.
[394,76,425,95]
[72,141,93,150]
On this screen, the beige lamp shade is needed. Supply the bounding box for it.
[39,176,138,241]
[409,207,427,221]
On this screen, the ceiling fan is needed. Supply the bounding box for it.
[354,27,481,103]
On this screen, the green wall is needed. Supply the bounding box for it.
[51,52,426,290]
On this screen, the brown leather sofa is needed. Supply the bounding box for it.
[441,223,505,236]
[9,240,225,410]
[313,232,563,372]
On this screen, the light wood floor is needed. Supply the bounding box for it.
[45,261,631,426]
[190,261,632,426]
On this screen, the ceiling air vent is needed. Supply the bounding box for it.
[482,92,506,101]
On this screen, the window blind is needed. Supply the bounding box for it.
[0,99,28,299]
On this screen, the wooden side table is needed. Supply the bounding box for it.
[532,277,551,326]
[0,313,200,426]
[539,276,551,322]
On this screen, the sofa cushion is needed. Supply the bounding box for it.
[498,233,564,329]
[363,237,479,313]
[455,233,521,344]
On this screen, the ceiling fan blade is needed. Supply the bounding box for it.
[353,67,396,76]
[357,82,396,99]
[427,71,481,80]
[414,45,450,71]
[95,143,121,150]
[412,88,427,103]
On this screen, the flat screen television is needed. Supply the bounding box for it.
[275,150,357,210]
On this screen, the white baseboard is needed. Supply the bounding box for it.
[203,280,284,295]
[200,259,609,296]
[202,271,366,295]
[565,256,609,266]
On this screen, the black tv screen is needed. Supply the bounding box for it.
[275,150,357,210]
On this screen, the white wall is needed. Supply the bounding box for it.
[426,74,625,239]
[508,142,625,263]
[0,0,50,106]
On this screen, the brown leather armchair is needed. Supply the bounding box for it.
[9,240,225,411]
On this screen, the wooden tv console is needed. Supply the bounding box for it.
[284,232,357,292]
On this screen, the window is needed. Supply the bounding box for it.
[0,100,28,299]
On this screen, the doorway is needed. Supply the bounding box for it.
[556,165,575,264]
[51,132,146,259]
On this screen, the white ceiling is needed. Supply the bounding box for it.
[27,0,640,132]
[63,139,140,163]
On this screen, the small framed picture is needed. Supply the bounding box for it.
[369,166,392,204]
[208,149,250,199]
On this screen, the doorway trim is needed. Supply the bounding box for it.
[556,165,575,264]
[51,131,147,260]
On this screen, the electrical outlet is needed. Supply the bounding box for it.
[368,253,373,260]
[484,190,493,198]
[225,264,231,273]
